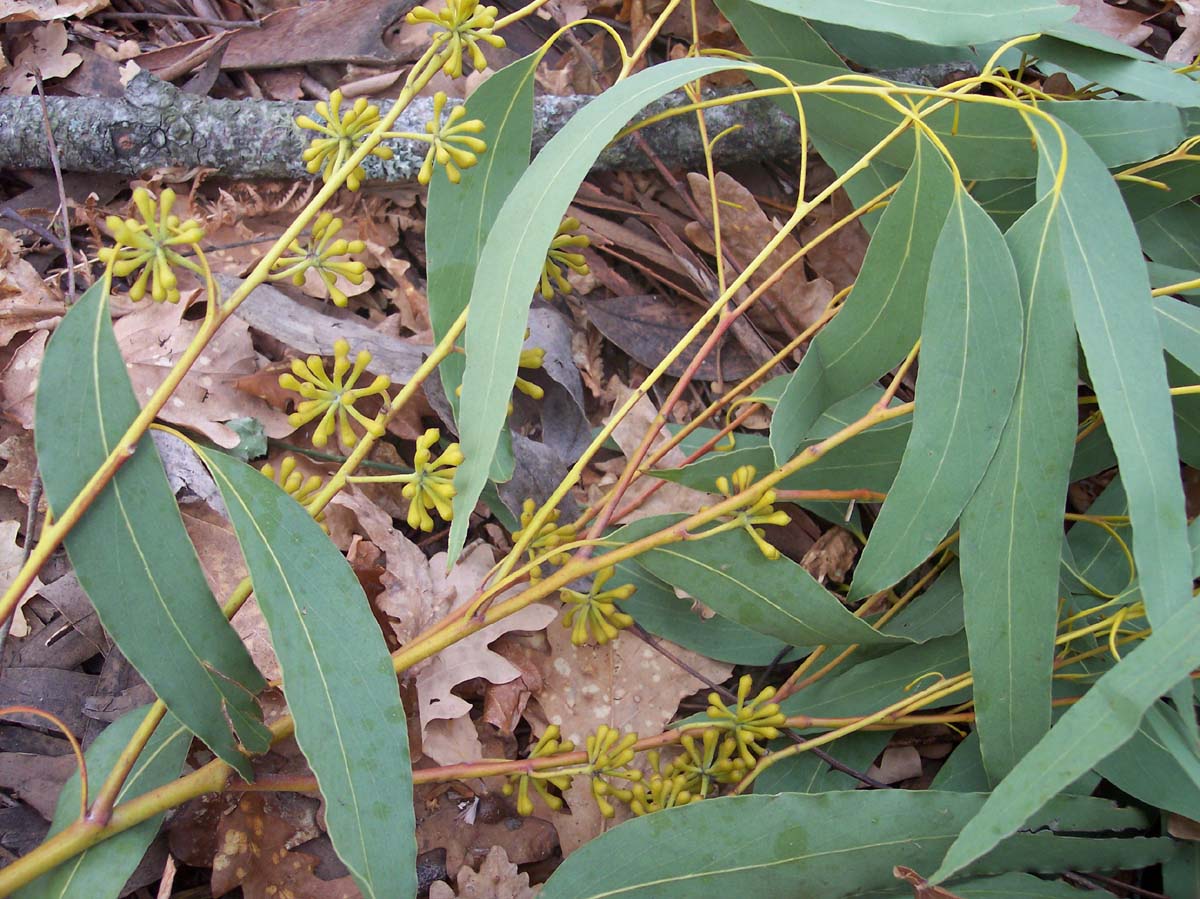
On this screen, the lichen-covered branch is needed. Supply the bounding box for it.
[0,70,801,180]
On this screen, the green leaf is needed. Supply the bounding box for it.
[15,707,190,899]
[931,598,1200,882]
[971,180,1037,232]
[1033,26,1200,109]
[1122,164,1200,223]
[1149,261,1200,296]
[426,52,539,413]
[194,446,416,899]
[771,132,955,459]
[225,416,267,461]
[780,634,970,720]
[1138,201,1200,270]
[614,558,798,665]
[34,280,268,777]
[1030,120,1192,630]
[540,791,1167,899]
[959,195,1077,784]
[1163,839,1200,899]
[751,729,890,794]
[738,0,1072,45]
[880,562,964,643]
[450,56,756,563]
[1096,701,1200,820]
[849,186,1024,600]
[627,521,911,649]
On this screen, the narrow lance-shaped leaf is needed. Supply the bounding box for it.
[426,52,539,411]
[1033,24,1200,109]
[738,0,1073,45]
[932,597,1200,882]
[540,791,1168,899]
[34,280,269,778]
[450,57,756,564]
[194,446,416,899]
[849,185,1024,600]
[1030,120,1192,634]
[622,519,913,648]
[15,707,190,899]
[959,194,1077,784]
[771,131,955,460]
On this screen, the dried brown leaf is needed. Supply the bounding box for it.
[0,0,106,22]
[1064,0,1153,47]
[535,613,731,854]
[211,794,358,899]
[114,299,294,447]
[0,230,63,347]
[428,846,540,899]
[414,546,557,764]
[0,22,81,94]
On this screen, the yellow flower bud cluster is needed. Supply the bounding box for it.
[296,90,393,191]
[512,498,577,582]
[714,465,791,560]
[704,674,787,767]
[268,213,367,307]
[407,0,505,79]
[279,339,391,449]
[560,566,636,646]
[501,724,574,817]
[98,187,204,303]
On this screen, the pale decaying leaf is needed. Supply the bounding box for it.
[0,519,40,638]
[0,0,108,24]
[0,21,81,94]
[388,544,556,766]
[1064,0,1153,47]
[0,330,46,432]
[535,612,731,854]
[114,298,294,447]
[429,846,540,899]
[1168,1,1200,63]
[0,229,64,347]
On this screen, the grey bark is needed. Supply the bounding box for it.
[0,70,801,180]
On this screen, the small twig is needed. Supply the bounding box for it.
[1063,872,1167,899]
[0,207,64,249]
[34,70,75,302]
[96,11,261,29]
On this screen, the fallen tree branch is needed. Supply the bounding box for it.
[0,69,800,180]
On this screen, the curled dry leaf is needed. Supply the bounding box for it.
[800,527,859,585]
[0,21,81,94]
[0,520,41,638]
[0,229,64,348]
[428,846,540,899]
[0,0,109,24]
[413,545,557,765]
[1065,0,1153,47]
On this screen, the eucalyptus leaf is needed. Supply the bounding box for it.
[14,708,190,899]
[450,57,757,564]
[1030,120,1192,631]
[540,791,1166,899]
[738,0,1072,46]
[850,186,1023,600]
[959,194,1076,783]
[426,53,538,413]
[195,447,416,899]
[34,280,268,778]
[771,132,955,459]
